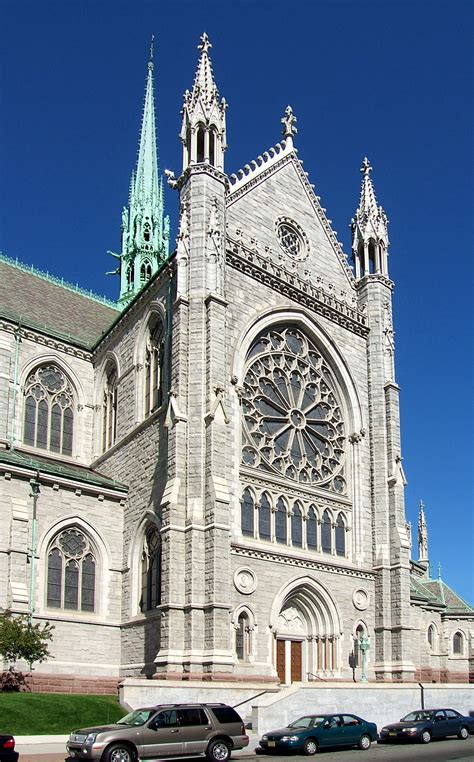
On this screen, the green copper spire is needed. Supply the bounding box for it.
[115,38,170,305]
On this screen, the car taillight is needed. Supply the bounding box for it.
[3,739,15,750]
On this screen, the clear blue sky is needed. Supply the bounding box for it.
[1,0,473,603]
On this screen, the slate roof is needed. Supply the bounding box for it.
[410,572,474,615]
[0,256,120,349]
[0,447,127,493]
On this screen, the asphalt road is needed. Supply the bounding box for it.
[18,737,474,762]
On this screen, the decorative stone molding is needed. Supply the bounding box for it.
[0,319,92,360]
[353,588,370,611]
[233,566,257,595]
[232,544,375,580]
[226,241,368,338]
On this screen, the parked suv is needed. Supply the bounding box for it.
[67,702,249,762]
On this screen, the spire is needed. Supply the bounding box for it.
[418,499,429,567]
[112,39,170,305]
[351,157,389,279]
[180,33,227,172]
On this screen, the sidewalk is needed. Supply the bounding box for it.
[15,735,260,762]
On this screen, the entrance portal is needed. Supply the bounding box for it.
[276,638,303,684]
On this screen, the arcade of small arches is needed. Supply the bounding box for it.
[240,488,349,557]
[354,237,387,279]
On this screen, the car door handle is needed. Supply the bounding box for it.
[170,729,179,733]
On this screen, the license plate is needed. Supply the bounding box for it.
[268,741,276,747]
[389,731,396,736]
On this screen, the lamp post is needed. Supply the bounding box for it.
[358,634,370,683]
[28,472,40,624]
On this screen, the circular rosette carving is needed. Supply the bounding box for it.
[275,217,310,261]
[241,327,346,491]
[234,567,257,595]
[353,589,369,611]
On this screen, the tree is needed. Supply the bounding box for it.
[0,611,54,690]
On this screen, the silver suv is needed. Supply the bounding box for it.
[67,702,249,762]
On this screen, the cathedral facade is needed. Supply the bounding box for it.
[0,35,472,693]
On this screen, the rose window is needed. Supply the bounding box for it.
[275,217,310,261]
[241,327,346,492]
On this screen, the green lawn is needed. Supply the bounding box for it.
[1,692,126,735]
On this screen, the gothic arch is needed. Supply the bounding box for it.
[231,604,256,662]
[127,511,162,616]
[37,515,111,618]
[133,303,167,422]
[233,307,364,435]
[95,351,120,454]
[427,622,438,651]
[19,355,85,458]
[270,575,343,638]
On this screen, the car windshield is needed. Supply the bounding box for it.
[288,716,325,729]
[117,709,156,726]
[401,711,433,723]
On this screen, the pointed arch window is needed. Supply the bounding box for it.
[307,506,318,550]
[140,260,152,282]
[144,319,165,417]
[46,529,96,612]
[241,488,254,537]
[209,127,217,167]
[24,364,74,456]
[291,503,303,547]
[127,262,135,288]
[235,611,251,661]
[140,526,161,612]
[427,624,436,650]
[258,493,271,541]
[275,498,287,544]
[335,513,346,556]
[143,219,151,243]
[197,123,205,163]
[453,631,464,655]
[102,363,118,452]
[353,623,365,666]
[321,510,332,554]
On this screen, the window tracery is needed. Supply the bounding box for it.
[144,319,164,417]
[102,363,117,452]
[46,528,96,612]
[242,327,346,493]
[24,364,74,456]
[140,525,161,612]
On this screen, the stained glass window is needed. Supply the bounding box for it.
[335,513,345,556]
[291,503,303,547]
[140,526,161,612]
[23,365,74,455]
[241,327,346,493]
[307,506,317,550]
[102,363,118,452]
[46,529,96,612]
[145,320,164,417]
[453,631,464,655]
[241,489,254,537]
[321,510,332,554]
[259,493,271,541]
[275,498,287,544]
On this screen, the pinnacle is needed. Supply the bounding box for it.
[190,31,220,108]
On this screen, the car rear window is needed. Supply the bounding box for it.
[210,706,242,724]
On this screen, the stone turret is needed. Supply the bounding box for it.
[351,158,389,279]
[113,40,170,305]
[179,33,227,173]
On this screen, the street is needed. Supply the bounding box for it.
[17,736,474,762]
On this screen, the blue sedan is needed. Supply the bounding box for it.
[257,714,378,755]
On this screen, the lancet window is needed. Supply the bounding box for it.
[291,503,303,547]
[102,362,117,452]
[235,611,251,661]
[453,631,464,655]
[144,319,165,417]
[307,506,318,550]
[140,260,152,282]
[140,525,161,612]
[258,493,271,541]
[241,489,254,537]
[275,498,287,544]
[23,364,74,456]
[241,326,346,494]
[335,513,346,556]
[321,510,332,554]
[46,528,96,612]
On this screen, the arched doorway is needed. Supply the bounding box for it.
[271,577,342,684]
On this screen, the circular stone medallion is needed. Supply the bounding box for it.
[234,567,257,595]
[275,216,310,261]
[353,588,369,611]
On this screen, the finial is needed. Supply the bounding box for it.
[198,32,212,54]
[438,562,442,580]
[361,157,372,176]
[148,35,155,70]
[281,105,297,139]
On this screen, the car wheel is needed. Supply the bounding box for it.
[420,730,431,744]
[458,726,469,740]
[206,739,231,762]
[103,743,136,762]
[357,734,372,750]
[303,738,318,756]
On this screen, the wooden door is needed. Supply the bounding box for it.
[276,639,286,683]
[291,640,302,682]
